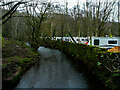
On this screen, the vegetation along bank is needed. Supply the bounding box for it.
[41,39,120,90]
[2,38,39,90]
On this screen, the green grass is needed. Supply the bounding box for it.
[8,59,13,62]
[19,59,23,63]
[2,64,7,68]
[23,58,32,62]
[19,58,32,63]
[9,56,20,59]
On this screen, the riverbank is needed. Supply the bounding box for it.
[41,39,120,90]
[2,38,39,90]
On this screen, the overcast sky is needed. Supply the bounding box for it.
[48,0,118,8]
[1,0,119,22]
[2,0,119,9]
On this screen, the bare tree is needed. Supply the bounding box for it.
[25,1,54,50]
[118,1,120,36]
[0,1,27,25]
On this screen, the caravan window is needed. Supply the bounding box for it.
[65,39,69,41]
[68,39,69,41]
[108,40,117,44]
[94,39,99,45]
[77,39,80,41]
[82,39,84,41]
[85,39,89,41]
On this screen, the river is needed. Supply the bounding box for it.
[15,46,104,89]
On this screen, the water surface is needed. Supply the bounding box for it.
[16,46,103,88]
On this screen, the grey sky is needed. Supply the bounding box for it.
[47,0,118,8]
[2,0,118,9]
[1,0,119,22]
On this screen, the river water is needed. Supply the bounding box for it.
[15,46,104,89]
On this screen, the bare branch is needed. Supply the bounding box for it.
[1,1,27,20]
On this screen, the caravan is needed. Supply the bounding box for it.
[52,36,120,49]
[53,37,90,44]
[92,37,120,49]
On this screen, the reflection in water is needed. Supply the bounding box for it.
[16,46,103,88]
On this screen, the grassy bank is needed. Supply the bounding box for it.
[41,39,120,90]
[2,38,39,90]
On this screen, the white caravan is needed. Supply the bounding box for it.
[52,36,120,49]
[92,37,120,49]
[53,37,90,44]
